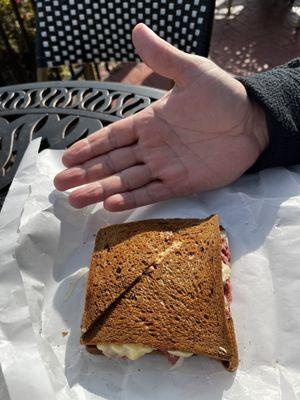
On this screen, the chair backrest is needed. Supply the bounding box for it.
[36,0,215,68]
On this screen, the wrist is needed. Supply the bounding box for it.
[250,100,269,154]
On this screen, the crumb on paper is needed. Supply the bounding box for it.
[61,331,68,337]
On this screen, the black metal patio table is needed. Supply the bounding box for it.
[0,81,165,208]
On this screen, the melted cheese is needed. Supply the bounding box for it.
[222,262,231,283]
[167,350,193,358]
[97,344,154,360]
[96,344,194,360]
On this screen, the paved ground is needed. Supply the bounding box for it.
[211,0,300,76]
[107,0,300,89]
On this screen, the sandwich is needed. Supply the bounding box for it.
[80,215,238,371]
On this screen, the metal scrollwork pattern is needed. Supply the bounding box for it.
[0,82,164,192]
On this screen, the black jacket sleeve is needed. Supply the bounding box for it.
[237,58,300,173]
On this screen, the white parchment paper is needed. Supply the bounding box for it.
[1,140,300,400]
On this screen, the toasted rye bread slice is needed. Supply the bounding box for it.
[81,215,238,371]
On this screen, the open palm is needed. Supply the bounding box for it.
[54,24,268,211]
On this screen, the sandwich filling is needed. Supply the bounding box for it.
[96,229,232,362]
[221,229,232,314]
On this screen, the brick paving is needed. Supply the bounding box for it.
[211,0,300,76]
[107,0,300,88]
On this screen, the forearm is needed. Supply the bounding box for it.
[237,58,300,173]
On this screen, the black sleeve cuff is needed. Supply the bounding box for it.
[236,58,300,173]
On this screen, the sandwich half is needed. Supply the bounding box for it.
[80,215,238,371]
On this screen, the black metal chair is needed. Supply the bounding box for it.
[36,0,216,80]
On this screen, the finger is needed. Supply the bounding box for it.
[68,164,153,209]
[132,23,194,87]
[62,116,138,168]
[54,144,141,191]
[103,181,174,212]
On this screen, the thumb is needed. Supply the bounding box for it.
[132,23,196,87]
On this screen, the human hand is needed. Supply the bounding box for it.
[54,24,268,211]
